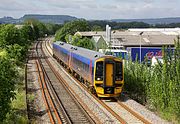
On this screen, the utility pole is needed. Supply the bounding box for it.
[139,32,143,63]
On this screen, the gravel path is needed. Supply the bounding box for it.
[103,100,143,124]
[27,45,51,123]
[117,96,172,124]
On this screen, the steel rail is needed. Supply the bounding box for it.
[36,41,62,124]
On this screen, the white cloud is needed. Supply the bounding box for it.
[0,0,180,19]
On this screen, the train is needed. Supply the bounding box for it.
[52,41,124,97]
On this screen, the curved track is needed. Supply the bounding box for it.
[35,40,95,124]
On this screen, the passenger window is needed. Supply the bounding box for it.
[116,62,123,81]
[95,61,103,81]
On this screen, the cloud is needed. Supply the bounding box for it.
[0,0,180,19]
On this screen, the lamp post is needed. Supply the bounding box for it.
[139,32,143,63]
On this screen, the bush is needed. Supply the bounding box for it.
[124,37,180,123]
[0,57,17,122]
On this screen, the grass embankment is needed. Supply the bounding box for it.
[124,38,180,124]
[3,67,28,124]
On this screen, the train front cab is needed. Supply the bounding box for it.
[94,57,124,97]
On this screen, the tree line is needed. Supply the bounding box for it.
[88,20,180,30]
[0,19,61,122]
[55,19,180,50]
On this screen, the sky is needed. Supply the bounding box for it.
[0,0,180,20]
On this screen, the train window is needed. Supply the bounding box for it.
[116,62,123,81]
[95,61,103,81]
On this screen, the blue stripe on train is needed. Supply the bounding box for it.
[71,52,90,65]
[53,43,69,55]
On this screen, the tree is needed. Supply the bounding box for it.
[0,24,21,48]
[24,18,47,39]
[72,37,95,50]
[0,56,17,122]
[37,22,48,37]
[55,19,90,42]
[6,44,26,63]
[45,23,62,35]
[91,25,103,31]
[20,24,35,42]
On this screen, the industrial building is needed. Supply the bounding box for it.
[75,27,179,62]
[75,28,180,49]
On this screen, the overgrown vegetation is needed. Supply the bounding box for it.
[55,19,90,42]
[124,37,180,123]
[55,19,95,49]
[0,56,17,122]
[3,69,28,124]
[0,19,59,122]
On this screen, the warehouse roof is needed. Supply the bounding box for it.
[76,29,179,47]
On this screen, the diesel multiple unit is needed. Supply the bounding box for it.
[53,41,124,97]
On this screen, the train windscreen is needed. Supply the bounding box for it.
[95,61,103,81]
[116,62,123,81]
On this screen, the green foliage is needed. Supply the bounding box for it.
[0,57,17,122]
[20,24,35,42]
[55,19,90,42]
[0,23,35,122]
[72,37,95,50]
[88,20,150,30]
[65,34,73,43]
[91,25,103,31]
[155,23,180,28]
[3,69,28,124]
[45,23,63,35]
[0,20,55,122]
[0,24,34,48]
[24,18,46,39]
[6,44,27,63]
[124,37,180,123]
[0,24,21,48]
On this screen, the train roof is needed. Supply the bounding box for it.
[53,41,105,61]
[53,41,74,50]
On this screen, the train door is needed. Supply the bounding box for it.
[104,60,115,94]
[105,63,113,86]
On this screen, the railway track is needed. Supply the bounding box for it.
[35,40,95,124]
[116,98,151,124]
[44,38,152,124]
[35,59,61,124]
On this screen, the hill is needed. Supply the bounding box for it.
[112,17,180,24]
[0,14,78,24]
[1,15,180,25]
[20,14,78,24]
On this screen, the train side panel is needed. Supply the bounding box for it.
[70,52,94,85]
[53,43,69,66]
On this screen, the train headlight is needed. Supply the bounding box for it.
[96,77,103,81]
[115,76,123,81]
[97,78,101,81]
